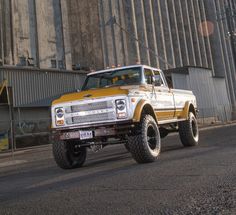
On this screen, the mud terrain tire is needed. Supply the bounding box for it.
[178,112,199,147]
[53,141,87,169]
[128,115,161,163]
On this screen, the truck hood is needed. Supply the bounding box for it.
[52,86,130,105]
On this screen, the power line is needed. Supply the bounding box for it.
[113,16,174,68]
[100,11,174,68]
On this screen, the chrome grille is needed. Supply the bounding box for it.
[69,112,116,124]
[66,100,116,125]
[71,101,113,112]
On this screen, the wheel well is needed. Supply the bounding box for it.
[141,104,157,122]
[189,104,196,116]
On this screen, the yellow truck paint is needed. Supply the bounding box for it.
[178,101,194,120]
[52,87,129,105]
[132,100,157,122]
[155,110,175,121]
[132,100,176,123]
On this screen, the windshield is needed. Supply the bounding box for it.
[82,67,142,91]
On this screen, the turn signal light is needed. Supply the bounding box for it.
[56,120,65,126]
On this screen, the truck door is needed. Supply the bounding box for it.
[143,68,156,103]
[153,70,175,120]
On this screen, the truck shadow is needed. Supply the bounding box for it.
[0,140,221,204]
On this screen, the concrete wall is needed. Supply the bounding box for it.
[12,0,38,66]
[67,0,104,70]
[0,0,14,65]
[0,0,72,70]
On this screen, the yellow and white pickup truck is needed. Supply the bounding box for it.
[51,65,199,169]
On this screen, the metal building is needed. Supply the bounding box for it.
[0,0,235,117]
[67,0,236,117]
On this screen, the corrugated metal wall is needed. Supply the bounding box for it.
[213,78,232,122]
[171,67,231,122]
[188,68,219,118]
[0,67,86,107]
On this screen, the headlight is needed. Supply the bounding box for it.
[56,108,64,118]
[116,100,126,111]
[115,99,127,119]
[55,107,65,126]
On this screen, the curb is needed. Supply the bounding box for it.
[199,122,236,131]
[0,144,51,159]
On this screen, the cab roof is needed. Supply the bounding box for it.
[88,65,162,76]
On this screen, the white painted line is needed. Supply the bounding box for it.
[0,160,27,168]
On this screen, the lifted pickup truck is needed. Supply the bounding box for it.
[51,65,199,169]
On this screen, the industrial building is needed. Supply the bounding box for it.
[0,0,236,148]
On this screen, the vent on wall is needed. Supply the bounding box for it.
[17,56,35,67]
[19,56,27,66]
[51,60,65,69]
[58,60,64,69]
[51,59,57,68]
[27,57,35,66]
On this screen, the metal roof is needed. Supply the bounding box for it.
[0,66,87,107]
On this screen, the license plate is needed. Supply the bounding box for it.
[60,131,80,140]
[79,130,93,140]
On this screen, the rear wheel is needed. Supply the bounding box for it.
[178,112,199,147]
[128,115,161,163]
[52,140,87,169]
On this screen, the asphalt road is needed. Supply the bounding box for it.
[0,124,236,215]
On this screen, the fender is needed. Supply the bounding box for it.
[132,99,158,123]
[179,101,196,120]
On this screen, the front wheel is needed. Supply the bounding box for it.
[52,141,87,169]
[128,115,161,163]
[178,112,199,147]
